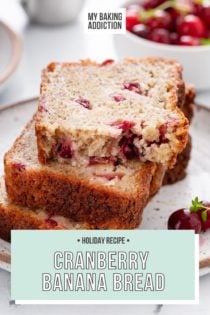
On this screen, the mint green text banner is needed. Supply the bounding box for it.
[11,230,196,302]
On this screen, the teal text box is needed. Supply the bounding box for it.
[11,230,197,302]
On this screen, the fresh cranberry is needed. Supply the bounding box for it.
[123,82,142,94]
[159,124,168,142]
[13,163,26,172]
[167,8,181,29]
[168,209,202,234]
[57,140,73,159]
[192,2,210,28]
[131,23,150,38]
[169,32,179,45]
[199,3,210,28]
[146,10,172,30]
[142,0,166,10]
[112,94,126,102]
[197,202,210,232]
[192,2,202,16]
[179,35,200,46]
[119,136,139,160]
[75,98,91,110]
[111,120,135,132]
[89,156,116,166]
[177,15,207,38]
[39,105,48,112]
[93,172,124,181]
[126,10,140,31]
[45,218,58,227]
[100,59,114,66]
[167,8,181,32]
[148,28,170,44]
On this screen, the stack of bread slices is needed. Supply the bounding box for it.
[0,58,195,241]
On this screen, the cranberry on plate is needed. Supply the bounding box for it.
[197,202,210,232]
[168,208,202,234]
[168,198,210,234]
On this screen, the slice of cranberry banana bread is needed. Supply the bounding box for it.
[0,178,91,242]
[36,58,188,168]
[4,118,164,229]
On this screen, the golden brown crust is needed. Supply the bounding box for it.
[4,160,155,229]
[0,195,141,242]
[0,201,60,242]
[0,175,93,241]
[36,58,189,168]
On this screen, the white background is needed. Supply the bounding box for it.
[0,0,209,314]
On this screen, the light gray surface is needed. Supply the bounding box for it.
[0,0,209,314]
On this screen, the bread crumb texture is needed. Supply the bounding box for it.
[36,58,188,168]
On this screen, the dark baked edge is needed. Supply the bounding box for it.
[163,135,192,185]
[163,85,195,185]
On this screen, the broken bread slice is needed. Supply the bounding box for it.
[36,58,188,168]
[0,178,90,242]
[4,118,165,230]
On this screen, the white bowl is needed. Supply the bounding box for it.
[0,21,22,93]
[114,31,210,90]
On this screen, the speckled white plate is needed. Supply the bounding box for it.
[0,98,210,275]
